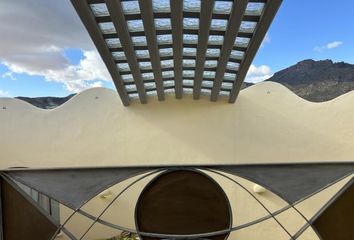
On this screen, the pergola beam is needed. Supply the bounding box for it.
[97,14,260,24]
[70,0,130,106]
[72,0,282,105]
[229,0,283,103]
[105,0,147,104]
[193,0,215,99]
[139,0,165,101]
[170,0,183,98]
[210,0,248,102]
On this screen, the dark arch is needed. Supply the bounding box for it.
[135,170,232,240]
[313,178,354,240]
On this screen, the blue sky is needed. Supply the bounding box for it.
[0,0,353,97]
[255,0,354,71]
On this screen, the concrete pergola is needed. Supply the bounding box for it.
[71,0,282,105]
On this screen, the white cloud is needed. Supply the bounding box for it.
[314,41,343,52]
[0,0,110,93]
[260,33,271,48]
[245,64,273,83]
[1,71,16,80]
[0,90,10,97]
[3,51,110,93]
[326,41,343,49]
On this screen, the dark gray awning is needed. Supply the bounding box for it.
[214,163,354,204]
[3,163,353,209]
[4,168,153,209]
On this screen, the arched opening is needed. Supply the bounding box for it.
[135,170,231,240]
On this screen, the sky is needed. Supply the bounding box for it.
[0,0,353,98]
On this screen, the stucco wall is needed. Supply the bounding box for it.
[1,81,353,239]
[1,82,354,169]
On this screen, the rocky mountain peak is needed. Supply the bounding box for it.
[266,59,354,102]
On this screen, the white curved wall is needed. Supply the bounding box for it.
[1,82,354,169]
[1,82,353,239]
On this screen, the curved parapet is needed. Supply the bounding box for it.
[1,82,354,169]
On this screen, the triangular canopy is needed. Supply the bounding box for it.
[214,163,354,203]
[5,167,153,209]
[4,163,353,209]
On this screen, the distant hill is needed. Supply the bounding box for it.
[16,94,75,109]
[265,59,354,102]
[14,59,354,108]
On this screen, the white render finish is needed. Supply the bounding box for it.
[1,82,354,169]
[1,81,353,239]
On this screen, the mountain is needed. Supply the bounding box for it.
[16,94,75,109]
[265,59,354,102]
[13,59,354,108]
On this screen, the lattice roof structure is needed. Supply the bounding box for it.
[71,0,282,106]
